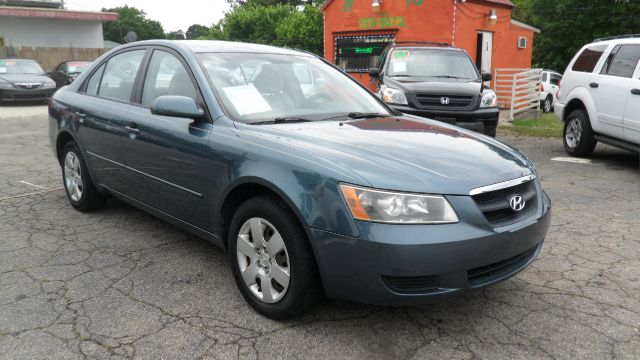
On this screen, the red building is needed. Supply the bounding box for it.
[321,0,540,89]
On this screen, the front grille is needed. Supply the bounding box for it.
[414,93,475,110]
[14,93,46,100]
[14,83,42,90]
[382,275,438,294]
[472,180,537,227]
[468,246,538,287]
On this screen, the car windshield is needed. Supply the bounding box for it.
[67,61,91,74]
[0,59,45,75]
[386,48,480,80]
[197,52,391,124]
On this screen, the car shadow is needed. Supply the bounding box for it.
[591,145,639,171]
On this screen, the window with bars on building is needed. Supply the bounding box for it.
[335,35,395,73]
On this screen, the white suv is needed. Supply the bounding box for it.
[540,70,562,113]
[554,36,640,156]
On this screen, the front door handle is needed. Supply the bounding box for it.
[631,89,640,95]
[124,125,140,135]
[589,82,599,88]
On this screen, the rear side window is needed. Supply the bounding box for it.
[98,50,146,102]
[602,44,640,78]
[550,73,562,85]
[572,45,607,72]
[85,64,105,96]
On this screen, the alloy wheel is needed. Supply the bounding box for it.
[565,117,582,149]
[64,151,83,202]
[236,217,291,304]
[544,99,551,113]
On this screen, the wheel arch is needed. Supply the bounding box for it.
[217,177,309,250]
[561,88,598,130]
[55,130,76,165]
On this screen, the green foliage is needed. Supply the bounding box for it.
[102,6,165,43]
[166,30,185,40]
[186,24,211,40]
[226,0,320,7]
[512,0,640,72]
[205,4,324,55]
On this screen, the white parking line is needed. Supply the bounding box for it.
[19,181,48,190]
[0,187,64,202]
[551,157,593,164]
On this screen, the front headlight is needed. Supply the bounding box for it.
[381,85,408,105]
[340,184,459,224]
[480,90,498,108]
[0,82,13,89]
[42,82,56,89]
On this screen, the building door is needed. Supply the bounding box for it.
[476,32,493,76]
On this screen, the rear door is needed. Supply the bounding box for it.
[619,46,640,144]
[590,44,634,139]
[548,73,562,105]
[121,48,213,230]
[74,48,148,192]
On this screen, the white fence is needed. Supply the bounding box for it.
[494,68,543,120]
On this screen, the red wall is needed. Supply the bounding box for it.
[323,0,536,89]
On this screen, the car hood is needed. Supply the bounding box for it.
[385,77,483,95]
[242,116,533,195]
[0,74,51,84]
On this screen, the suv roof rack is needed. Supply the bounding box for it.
[391,41,453,47]
[594,34,640,42]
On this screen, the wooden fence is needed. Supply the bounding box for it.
[494,68,543,120]
[0,47,107,72]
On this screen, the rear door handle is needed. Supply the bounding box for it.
[124,125,140,135]
[75,111,86,117]
[589,82,599,88]
[631,89,640,95]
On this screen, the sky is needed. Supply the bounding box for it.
[65,0,230,32]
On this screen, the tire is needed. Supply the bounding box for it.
[542,96,552,113]
[61,141,106,212]
[483,124,497,138]
[563,109,597,157]
[229,195,321,319]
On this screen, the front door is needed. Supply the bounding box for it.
[121,49,212,231]
[476,32,493,81]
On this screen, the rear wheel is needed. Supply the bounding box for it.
[61,141,106,212]
[542,96,552,113]
[563,109,596,157]
[229,195,320,319]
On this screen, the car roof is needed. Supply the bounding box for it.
[590,37,640,46]
[128,40,313,57]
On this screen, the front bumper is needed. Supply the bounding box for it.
[0,87,56,102]
[390,105,499,126]
[309,189,551,305]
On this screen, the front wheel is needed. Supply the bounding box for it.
[563,109,596,157]
[229,195,321,319]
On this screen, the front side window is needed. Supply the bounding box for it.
[335,35,394,73]
[602,44,640,78]
[197,52,390,124]
[98,50,146,102]
[386,49,480,80]
[0,59,44,75]
[572,45,607,72]
[67,61,91,75]
[141,50,197,107]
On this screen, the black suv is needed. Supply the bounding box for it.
[369,42,499,137]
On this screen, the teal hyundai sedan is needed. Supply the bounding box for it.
[49,41,551,319]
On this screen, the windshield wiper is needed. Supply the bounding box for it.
[431,75,464,79]
[251,117,314,125]
[322,112,391,121]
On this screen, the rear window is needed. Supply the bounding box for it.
[572,45,608,72]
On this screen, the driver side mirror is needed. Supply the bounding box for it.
[368,67,381,78]
[482,72,492,82]
[151,95,204,119]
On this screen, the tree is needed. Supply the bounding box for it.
[204,3,323,55]
[275,5,323,55]
[186,24,210,40]
[226,0,319,7]
[166,30,185,40]
[102,6,165,43]
[512,0,640,71]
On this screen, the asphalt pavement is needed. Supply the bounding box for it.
[0,106,638,359]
